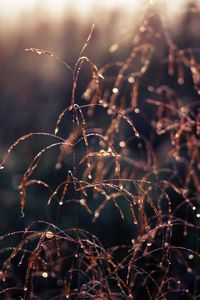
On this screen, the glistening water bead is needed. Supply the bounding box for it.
[112,87,119,94]
[128,77,135,83]
[119,141,126,148]
[42,272,48,278]
[46,231,54,239]
[134,108,140,113]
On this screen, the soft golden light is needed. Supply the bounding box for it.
[0,0,192,21]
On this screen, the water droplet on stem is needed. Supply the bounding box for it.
[20,210,25,218]
[0,164,4,170]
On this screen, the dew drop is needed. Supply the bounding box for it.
[135,133,140,138]
[88,174,92,180]
[80,199,86,205]
[20,210,25,218]
[107,108,113,115]
[104,135,108,141]
[180,107,188,114]
[188,254,194,260]
[175,133,179,139]
[0,164,4,170]
[94,211,99,219]
[119,184,123,191]
[59,201,63,206]
[112,87,119,94]
[128,77,135,84]
[178,77,184,85]
[24,287,28,291]
[119,141,126,148]
[46,231,54,239]
[109,43,119,53]
[42,272,48,278]
[187,267,192,273]
[147,242,152,247]
[0,271,5,281]
[55,162,62,170]
[140,26,146,32]
[134,108,140,114]
[196,213,200,218]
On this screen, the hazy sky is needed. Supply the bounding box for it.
[0,0,195,21]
